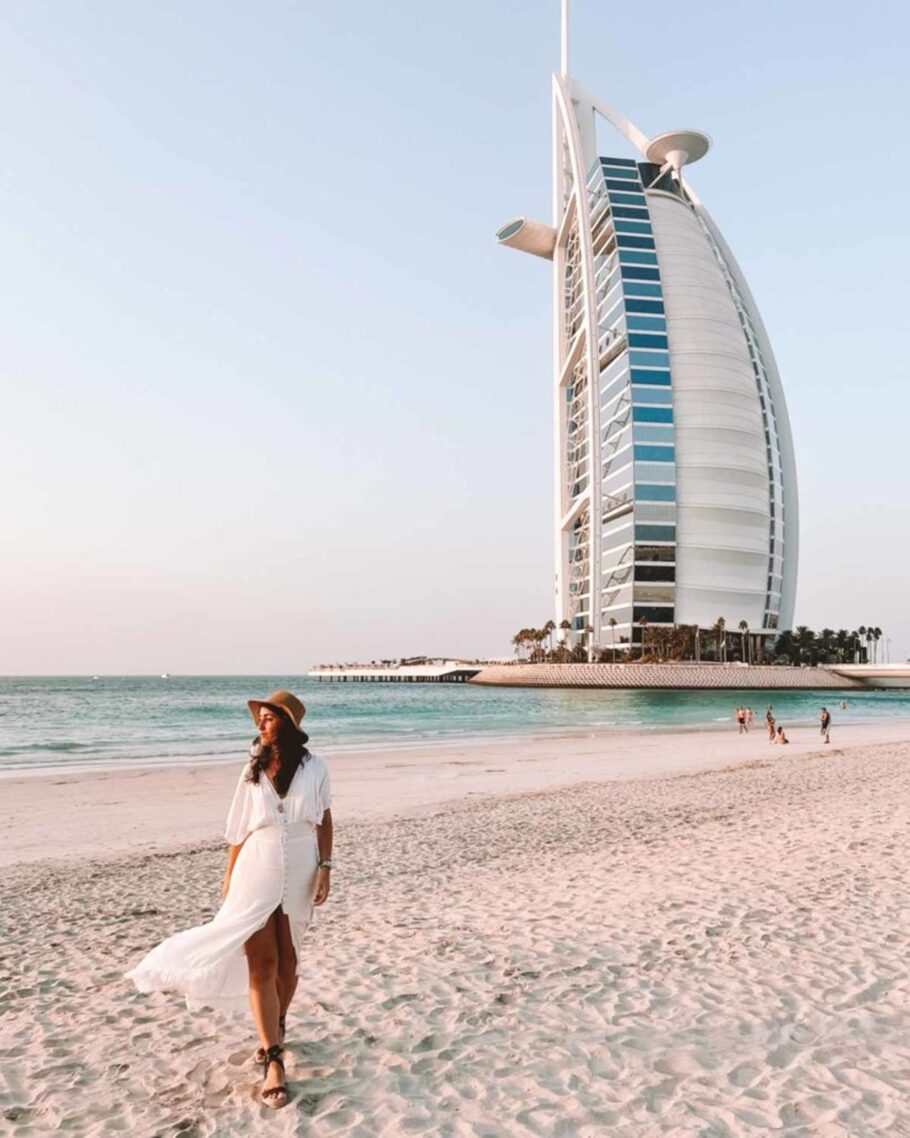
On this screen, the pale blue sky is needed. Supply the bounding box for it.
[1,0,908,673]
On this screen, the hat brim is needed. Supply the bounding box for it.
[248,699,307,736]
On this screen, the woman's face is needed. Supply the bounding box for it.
[258,706,282,746]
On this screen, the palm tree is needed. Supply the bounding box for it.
[872,627,882,663]
[772,628,794,664]
[559,619,572,653]
[738,620,749,664]
[638,617,649,661]
[713,617,726,663]
[511,632,524,662]
[609,617,618,663]
[835,629,849,664]
[793,626,814,665]
[818,629,836,664]
[857,626,867,664]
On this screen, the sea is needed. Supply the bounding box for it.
[1,675,910,776]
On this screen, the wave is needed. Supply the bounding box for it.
[0,740,94,755]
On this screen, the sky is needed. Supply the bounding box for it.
[1,0,908,674]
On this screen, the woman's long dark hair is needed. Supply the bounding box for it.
[246,708,310,797]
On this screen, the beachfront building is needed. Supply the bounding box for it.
[496,7,798,652]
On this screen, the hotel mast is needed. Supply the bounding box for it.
[497,1,798,652]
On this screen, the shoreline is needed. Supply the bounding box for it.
[4,707,910,781]
[4,718,910,868]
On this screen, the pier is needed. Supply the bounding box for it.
[308,661,484,684]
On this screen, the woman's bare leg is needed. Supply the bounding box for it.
[245,909,284,1094]
[275,909,298,1026]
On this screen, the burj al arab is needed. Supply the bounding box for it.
[497,3,798,652]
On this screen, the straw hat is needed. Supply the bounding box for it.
[248,689,307,735]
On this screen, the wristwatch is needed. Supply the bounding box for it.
[318,859,333,870]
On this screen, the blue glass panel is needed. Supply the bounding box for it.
[614,219,654,236]
[633,425,674,443]
[628,333,668,349]
[620,264,660,281]
[606,178,644,193]
[611,206,651,220]
[630,350,670,368]
[630,368,671,385]
[617,233,656,250]
[635,524,676,542]
[619,249,658,265]
[632,387,671,405]
[623,281,663,298]
[600,155,638,168]
[636,484,676,501]
[635,445,676,462]
[625,297,665,314]
[609,192,647,207]
[633,406,673,423]
[627,315,666,333]
[601,164,638,179]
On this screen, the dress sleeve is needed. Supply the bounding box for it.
[316,756,332,822]
[224,766,254,845]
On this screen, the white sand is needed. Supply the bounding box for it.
[3,719,910,867]
[2,724,910,1135]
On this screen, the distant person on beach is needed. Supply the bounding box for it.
[766,707,776,742]
[776,726,790,745]
[820,707,831,744]
[735,707,746,734]
[746,707,754,731]
[126,690,333,1110]
[840,700,848,710]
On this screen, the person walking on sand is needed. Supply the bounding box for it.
[766,706,776,742]
[126,690,333,1111]
[820,706,831,744]
[735,707,746,734]
[745,707,754,732]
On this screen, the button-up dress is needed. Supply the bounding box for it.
[126,753,331,1011]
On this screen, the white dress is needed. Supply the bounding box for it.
[125,753,331,1011]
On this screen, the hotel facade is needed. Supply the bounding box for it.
[497,34,798,650]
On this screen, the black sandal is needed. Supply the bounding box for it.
[253,1015,286,1066]
[260,1044,287,1109]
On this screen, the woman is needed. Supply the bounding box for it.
[126,690,333,1110]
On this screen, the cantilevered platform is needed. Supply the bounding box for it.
[308,662,483,684]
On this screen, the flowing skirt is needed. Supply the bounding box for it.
[125,822,319,1011]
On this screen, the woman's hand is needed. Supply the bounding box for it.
[313,868,331,906]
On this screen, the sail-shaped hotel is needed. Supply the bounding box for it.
[497,7,798,652]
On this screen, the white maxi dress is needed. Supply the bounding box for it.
[126,753,331,1011]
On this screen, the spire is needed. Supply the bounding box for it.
[560,0,569,79]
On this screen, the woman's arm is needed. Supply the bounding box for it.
[221,842,244,899]
[314,808,333,906]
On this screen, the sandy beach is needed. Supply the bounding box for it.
[3,724,910,1135]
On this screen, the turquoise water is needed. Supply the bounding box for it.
[1,675,908,774]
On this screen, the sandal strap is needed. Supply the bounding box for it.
[261,1043,284,1073]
